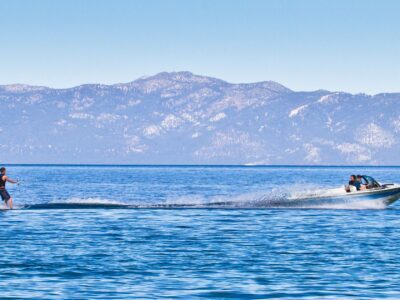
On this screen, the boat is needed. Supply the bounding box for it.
[283,175,400,208]
[170,175,400,209]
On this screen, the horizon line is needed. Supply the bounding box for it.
[2,163,400,168]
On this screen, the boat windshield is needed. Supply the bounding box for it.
[362,175,381,188]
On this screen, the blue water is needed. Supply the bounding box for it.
[1,165,400,299]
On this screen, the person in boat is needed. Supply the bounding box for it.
[346,175,358,192]
[0,167,18,209]
[356,175,367,190]
[349,175,358,188]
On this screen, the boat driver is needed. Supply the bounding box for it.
[356,175,367,190]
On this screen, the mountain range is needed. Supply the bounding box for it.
[1,71,399,164]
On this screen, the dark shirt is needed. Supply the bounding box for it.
[349,180,361,190]
[354,181,361,191]
[0,175,6,190]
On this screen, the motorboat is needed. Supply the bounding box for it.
[148,175,400,209]
[283,175,400,208]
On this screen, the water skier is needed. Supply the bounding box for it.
[0,167,18,209]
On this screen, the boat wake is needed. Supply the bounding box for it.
[17,186,389,210]
[21,198,129,210]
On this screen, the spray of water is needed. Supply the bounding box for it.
[16,185,389,210]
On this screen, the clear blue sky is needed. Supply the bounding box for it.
[1,0,399,94]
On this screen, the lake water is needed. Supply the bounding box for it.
[1,165,400,299]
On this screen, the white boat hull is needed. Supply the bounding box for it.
[282,185,400,208]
